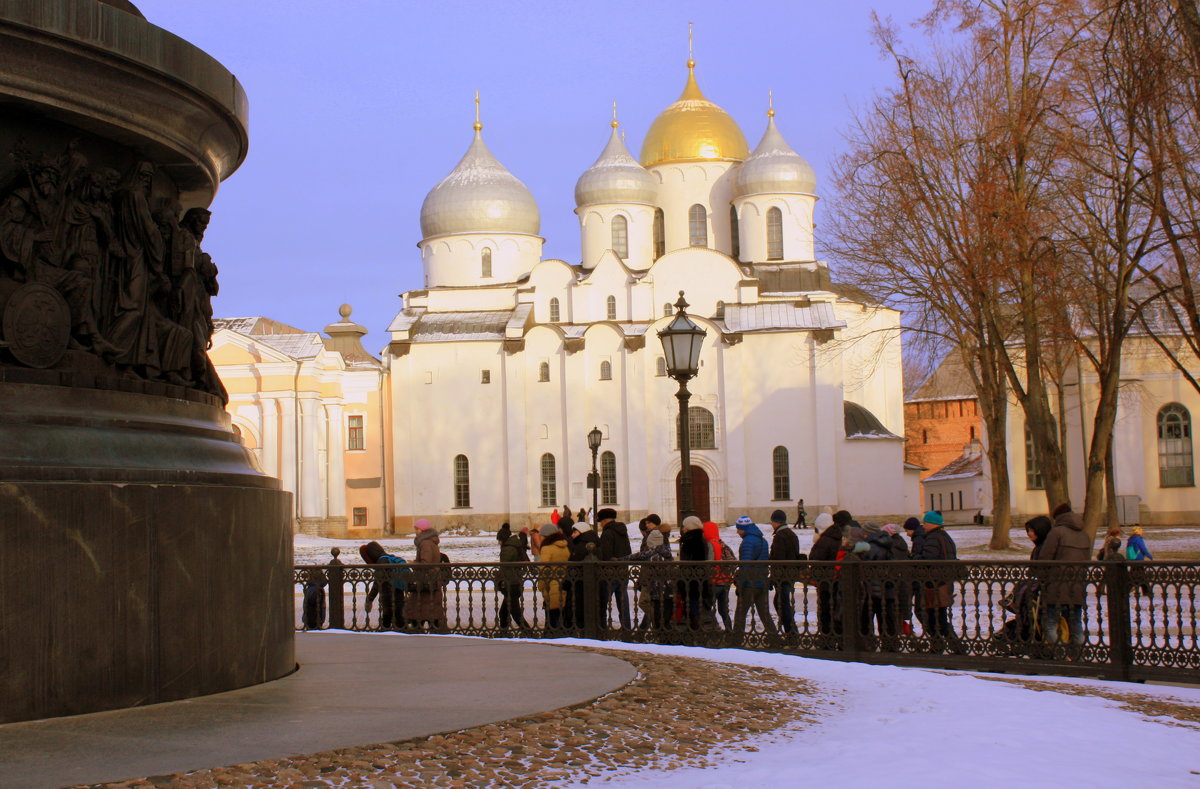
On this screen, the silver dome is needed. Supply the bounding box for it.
[420,129,540,239]
[575,125,657,208]
[734,115,816,198]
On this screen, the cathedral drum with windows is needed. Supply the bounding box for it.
[384,59,916,532]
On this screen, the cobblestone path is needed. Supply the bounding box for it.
[87,646,819,788]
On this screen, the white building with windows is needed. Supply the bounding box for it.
[382,60,913,533]
[1006,329,1200,525]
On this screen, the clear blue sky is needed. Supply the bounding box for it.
[134,0,931,350]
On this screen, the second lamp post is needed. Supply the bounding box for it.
[658,291,707,522]
[587,425,603,522]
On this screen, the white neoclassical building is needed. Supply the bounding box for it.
[384,60,913,533]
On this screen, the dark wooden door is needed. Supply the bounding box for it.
[675,466,710,523]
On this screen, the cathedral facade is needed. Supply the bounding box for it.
[382,60,916,533]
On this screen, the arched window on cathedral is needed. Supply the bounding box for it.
[549,297,560,323]
[715,300,725,319]
[538,361,550,383]
[730,205,740,260]
[653,208,665,260]
[772,446,790,500]
[599,360,612,380]
[767,207,784,260]
[656,357,667,377]
[663,302,672,318]
[606,295,617,321]
[677,406,716,450]
[689,204,707,247]
[453,454,470,508]
[481,247,492,278]
[611,215,628,260]
[1158,403,1194,487]
[540,453,557,507]
[600,451,617,505]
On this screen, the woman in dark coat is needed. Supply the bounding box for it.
[810,511,845,634]
[407,520,446,631]
[678,516,709,630]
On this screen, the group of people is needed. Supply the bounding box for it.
[1003,505,1155,651]
[300,519,452,632]
[301,502,1155,657]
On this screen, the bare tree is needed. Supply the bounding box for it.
[827,28,1019,548]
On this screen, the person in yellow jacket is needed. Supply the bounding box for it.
[537,522,571,630]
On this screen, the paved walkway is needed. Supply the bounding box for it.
[0,633,637,789]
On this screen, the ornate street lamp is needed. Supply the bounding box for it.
[658,291,707,521]
[587,425,604,522]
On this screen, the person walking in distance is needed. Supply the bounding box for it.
[795,499,807,530]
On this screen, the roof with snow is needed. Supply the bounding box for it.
[844,401,901,440]
[718,302,845,333]
[925,452,984,482]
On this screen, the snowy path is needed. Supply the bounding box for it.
[543,640,1200,789]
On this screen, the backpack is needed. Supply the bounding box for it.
[380,554,411,590]
[720,542,735,561]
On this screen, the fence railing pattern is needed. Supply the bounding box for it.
[293,558,1200,683]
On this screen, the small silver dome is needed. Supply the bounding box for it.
[734,115,816,198]
[575,125,657,208]
[420,129,540,239]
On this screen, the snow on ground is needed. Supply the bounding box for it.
[527,638,1200,789]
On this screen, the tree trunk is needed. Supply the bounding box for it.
[1082,358,1123,539]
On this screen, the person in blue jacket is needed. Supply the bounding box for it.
[1126,526,1153,560]
[732,516,778,638]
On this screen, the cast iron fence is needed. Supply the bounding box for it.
[293,555,1199,683]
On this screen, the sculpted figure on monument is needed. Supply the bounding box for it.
[173,207,226,400]
[0,144,225,398]
[108,161,166,379]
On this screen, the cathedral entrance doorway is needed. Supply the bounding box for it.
[675,466,710,524]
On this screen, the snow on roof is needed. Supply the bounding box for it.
[255,332,324,360]
[721,302,845,333]
[925,452,984,482]
[410,311,512,342]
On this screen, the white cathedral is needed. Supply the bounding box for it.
[379,59,917,532]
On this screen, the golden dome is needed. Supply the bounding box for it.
[639,62,750,167]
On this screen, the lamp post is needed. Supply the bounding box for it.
[587,425,604,522]
[658,291,707,521]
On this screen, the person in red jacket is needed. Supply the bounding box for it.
[703,521,734,630]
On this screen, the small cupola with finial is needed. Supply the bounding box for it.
[732,92,819,263]
[575,102,659,271]
[418,92,544,287]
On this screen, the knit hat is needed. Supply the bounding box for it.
[596,508,617,522]
[770,509,788,524]
[862,521,882,536]
[882,523,899,536]
[903,517,921,532]
[682,516,704,532]
[813,512,834,530]
[923,511,943,526]
[414,518,432,531]
[540,522,560,537]
[734,515,754,528]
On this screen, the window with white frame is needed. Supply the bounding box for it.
[347,415,364,450]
